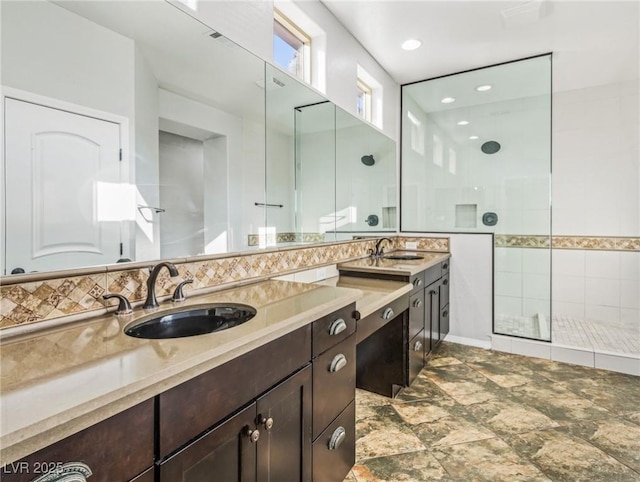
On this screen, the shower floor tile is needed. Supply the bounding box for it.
[346,341,640,482]
[552,315,640,355]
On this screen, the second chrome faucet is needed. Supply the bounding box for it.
[143,262,180,309]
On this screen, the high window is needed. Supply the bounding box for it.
[356,78,372,122]
[273,9,311,83]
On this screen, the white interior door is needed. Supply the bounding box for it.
[4,98,124,274]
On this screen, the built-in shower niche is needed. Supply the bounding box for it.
[455,204,477,228]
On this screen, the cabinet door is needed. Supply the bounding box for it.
[160,403,257,482]
[426,283,440,350]
[256,365,312,482]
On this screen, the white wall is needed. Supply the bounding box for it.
[174,0,399,140]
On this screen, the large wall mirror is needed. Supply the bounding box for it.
[1,0,397,277]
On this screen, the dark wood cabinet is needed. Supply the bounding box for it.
[1,400,154,482]
[160,365,312,482]
[312,401,356,482]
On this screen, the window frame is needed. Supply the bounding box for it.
[273,9,311,83]
[356,77,373,122]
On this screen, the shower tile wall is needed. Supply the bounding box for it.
[552,79,639,356]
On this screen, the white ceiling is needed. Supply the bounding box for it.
[321,0,640,89]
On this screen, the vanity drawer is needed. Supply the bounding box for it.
[408,330,426,384]
[409,271,425,294]
[356,294,409,343]
[312,401,356,482]
[313,303,356,357]
[424,264,441,287]
[408,290,425,340]
[313,333,356,440]
[1,400,154,482]
[441,259,450,277]
[440,274,450,308]
[159,324,311,457]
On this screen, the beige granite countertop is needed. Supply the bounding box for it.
[0,280,361,464]
[316,276,412,319]
[338,251,450,276]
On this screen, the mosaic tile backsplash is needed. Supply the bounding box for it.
[495,235,640,251]
[0,236,450,329]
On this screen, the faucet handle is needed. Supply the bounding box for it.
[172,279,194,302]
[103,293,133,315]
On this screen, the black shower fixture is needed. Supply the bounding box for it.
[481,141,501,154]
[361,154,375,166]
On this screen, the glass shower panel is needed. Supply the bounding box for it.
[265,64,329,247]
[335,107,397,233]
[401,55,552,341]
[294,102,337,241]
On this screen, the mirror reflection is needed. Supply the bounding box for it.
[2,0,267,274]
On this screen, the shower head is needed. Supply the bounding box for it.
[481,141,501,154]
[361,154,375,166]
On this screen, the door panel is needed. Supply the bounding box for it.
[160,403,257,482]
[256,365,312,482]
[4,97,124,273]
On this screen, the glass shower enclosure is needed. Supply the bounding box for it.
[401,54,552,341]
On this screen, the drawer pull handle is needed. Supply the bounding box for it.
[412,299,423,308]
[258,414,274,431]
[413,278,423,287]
[382,307,395,320]
[31,462,92,482]
[244,426,260,443]
[443,279,449,286]
[329,426,346,450]
[329,354,348,373]
[413,340,423,351]
[329,318,347,336]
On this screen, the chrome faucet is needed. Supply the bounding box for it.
[143,262,179,309]
[372,237,393,258]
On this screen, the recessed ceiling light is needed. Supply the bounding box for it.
[469,135,479,140]
[476,84,492,92]
[457,120,469,126]
[441,97,456,104]
[401,39,422,51]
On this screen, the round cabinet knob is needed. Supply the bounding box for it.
[442,263,449,270]
[329,318,347,336]
[258,415,274,431]
[329,354,347,373]
[413,278,423,287]
[329,426,346,450]
[244,426,260,443]
[442,310,449,317]
[413,299,423,308]
[430,290,438,297]
[443,279,449,286]
[382,307,395,320]
[413,340,423,351]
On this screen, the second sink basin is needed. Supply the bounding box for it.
[125,304,257,339]
[383,254,424,260]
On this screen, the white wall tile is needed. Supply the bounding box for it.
[495,271,522,297]
[523,249,551,275]
[523,273,551,299]
[585,304,621,323]
[620,280,640,309]
[620,308,640,328]
[523,298,550,317]
[552,301,586,319]
[552,250,585,276]
[594,352,640,376]
[552,274,585,303]
[585,278,620,306]
[511,338,551,359]
[585,251,621,279]
[620,251,640,280]
[551,345,594,367]
[494,247,522,273]
[490,335,512,354]
[496,295,522,317]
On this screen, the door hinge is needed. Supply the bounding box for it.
[119,148,123,161]
[119,243,123,256]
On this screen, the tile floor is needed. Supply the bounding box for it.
[345,341,640,481]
